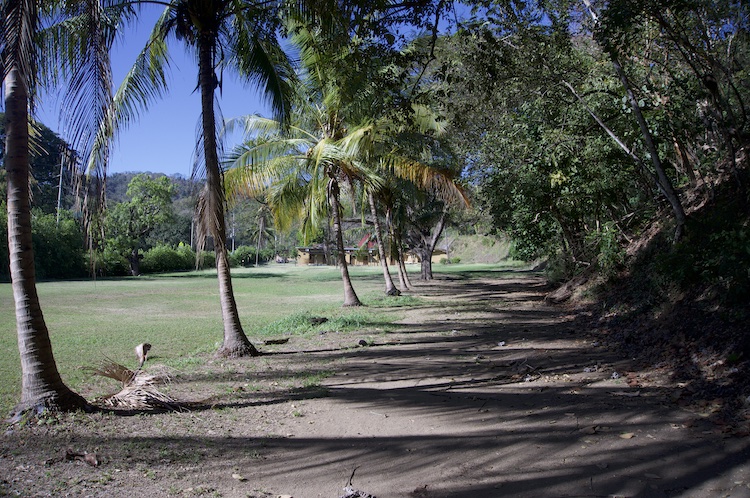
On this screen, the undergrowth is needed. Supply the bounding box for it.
[585,166,750,422]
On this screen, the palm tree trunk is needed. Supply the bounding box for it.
[5,66,88,418]
[368,191,399,296]
[330,179,362,306]
[255,214,265,267]
[198,35,258,357]
[392,225,411,290]
[385,207,410,290]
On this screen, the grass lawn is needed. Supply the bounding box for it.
[0,264,411,415]
[0,262,524,416]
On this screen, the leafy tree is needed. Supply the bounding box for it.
[103,174,175,276]
[431,7,676,274]
[0,114,77,214]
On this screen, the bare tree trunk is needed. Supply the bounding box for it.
[368,191,399,295]
[418,210,448,281]
[582,0,686,241]
[330,178,362,306]
[386,208,411,290]
[198,36,258,357]
[5,65,88,418]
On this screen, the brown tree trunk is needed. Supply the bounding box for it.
[368,191,399,296]
[417,210,447,281]
[581,0,686,241]
[5,66,88,419]
[330,178,362,306]
[198,35,258,357]
[610,55,687,241]
[386,207,411,290]
[128,249,141,276]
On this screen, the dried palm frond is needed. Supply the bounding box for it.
[86,359,136,386]
[86,359,179,410]
[101,383,179,410]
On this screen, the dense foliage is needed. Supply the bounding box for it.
[0,207,86,281]
[434,0,749,279]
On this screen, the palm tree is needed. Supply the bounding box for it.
[97,1,295,356]
[226,111,368,306]
[226,14,468,300]
[2,0,128,417]
[339,109,469,285]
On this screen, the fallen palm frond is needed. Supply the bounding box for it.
[101,382,179,410]
[86,359,137,386]
[84,359,180,410]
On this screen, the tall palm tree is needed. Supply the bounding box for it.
[2,0,127,417]
[96,1,295,356]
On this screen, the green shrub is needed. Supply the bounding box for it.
[31,212,87,280]
[87,248,130,277]
[141,244,195,273]
[586,221,625,278]
[439,257,461,265]
[0,208,86,281]
[229,245,257,267]
[196,250,216,269]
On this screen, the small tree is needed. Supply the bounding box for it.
[104,174,174,276]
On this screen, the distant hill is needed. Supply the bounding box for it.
[441,234,512,264]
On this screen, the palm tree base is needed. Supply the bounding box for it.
[215,342,261,358]
[342,301,364,307]
[385,288,402,296]
[9,390,91,424]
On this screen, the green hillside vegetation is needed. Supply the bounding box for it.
[585,167,750,417]
[438,234,513,264]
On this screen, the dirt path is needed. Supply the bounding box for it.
[3,272,750,497]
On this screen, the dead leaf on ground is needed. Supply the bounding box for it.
[619,432,636,439]
[65,449,99,467]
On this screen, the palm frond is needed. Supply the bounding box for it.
[86,6,171,177]
[1,0,38,99]
[87,359,177,410]
[225,3,297,127]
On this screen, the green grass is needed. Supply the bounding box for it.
[0,261,526,415]
[0,264,402,414]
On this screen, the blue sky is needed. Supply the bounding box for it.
[37,5,271,177]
